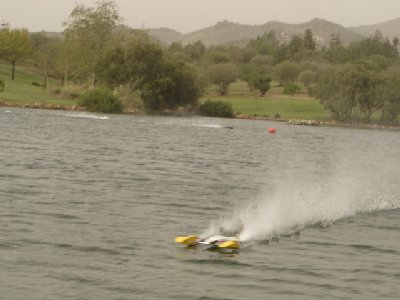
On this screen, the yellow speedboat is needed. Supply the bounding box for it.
[175,235,240,250]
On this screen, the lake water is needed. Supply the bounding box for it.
[1,108,399,300]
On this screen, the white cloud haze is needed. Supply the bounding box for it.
[1,0,400,32]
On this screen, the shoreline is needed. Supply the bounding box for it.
[0,100,83,111]
[232,114,400,131]
[2,101,399,131]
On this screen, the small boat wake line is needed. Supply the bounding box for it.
[154,121,226,129]
[191,124,224,128]
[65,112,109,120]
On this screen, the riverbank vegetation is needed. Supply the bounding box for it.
[1,0,400,124]
[79,88,123,113]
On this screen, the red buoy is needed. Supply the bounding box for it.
[268,127,276,134]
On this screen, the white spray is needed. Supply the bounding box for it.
[204,157,400,242]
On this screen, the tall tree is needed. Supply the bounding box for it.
[0,27,32,80]
[63,0,122,86]
[273,60,302,85]
[378,66,400,124]
[184,40,206,61]
[287,35,304,60]
[247,30,280,56]
[283,82,301,114]
[303,29,316,51]
[242,64,272,96]
[316,64,358,121]
[125,34,164,87]
[324,34,349,64]
[140,58,203,111]
[30,32,62,87]
[54,39,75,87]
[96,45,129,88]
[208,63,238,95]
[349,30,398,60]
[316,63,382,122]
[97,33,204,111]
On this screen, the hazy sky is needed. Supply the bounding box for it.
[1,0,400,33]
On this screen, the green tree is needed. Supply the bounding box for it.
[125,34,164,88]
[243,69,272,96]
[378,66,400,124]
[297,69,317,87]
[249,55,273,66]
[96,45,129,88]
[226,46,256,64]
[297,69,318,95]
[63,0,122,86]
[184,40,205,60]
[168,42,183,53]
[349,30,398,60]
[287,35,304,60]
[316,64,355,121]
[283,82,301,115]
[167,42,189,61]
[283,82,301,96]
[316,63,382,122]
[79,88,124,113]
[284,30,317,61]
[97,34,204,111]
[141,61,203,111]
[30,32,62,87]
[274,60,302,85]
[247,31,280,56]
[0,28,32,80]
[323,34,350,64]
[208,63,238,95]
[199,100,234,118]
[353,61,382,122]
[205,50,230,64]
[304,29,316,51]
[54,39,76,87]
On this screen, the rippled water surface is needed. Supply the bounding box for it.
[1,108,399,300]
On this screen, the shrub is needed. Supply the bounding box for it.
[51,87,62,95]
[0,79,4,92]
[62,85,81,99]
[78,88,124,114]
[199,100,234,118]
[49,85,82,99]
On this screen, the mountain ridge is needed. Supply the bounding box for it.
[148,17,400,47]
[350,17,400,40]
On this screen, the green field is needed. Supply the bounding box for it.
[202,80,331,120]
[0,64,331,120]
[0,64,76,106]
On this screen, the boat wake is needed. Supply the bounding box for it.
[204,170,400,243]
[191,124,225,129]
[65,112,109,120]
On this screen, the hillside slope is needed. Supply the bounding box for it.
[0,64,74,106]
[149,18,363,46]
[350,17,400,40]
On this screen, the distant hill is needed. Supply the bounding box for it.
[350,18,400,40]
[148,18,364,47]
[146,27,183,45]
[33,17,400,48]
[181,21,262,46]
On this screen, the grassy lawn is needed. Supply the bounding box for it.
[0,63,76,106]
[202,80,331,120]
[1,64,332,120]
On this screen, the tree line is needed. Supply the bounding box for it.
[0,0,400,122]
